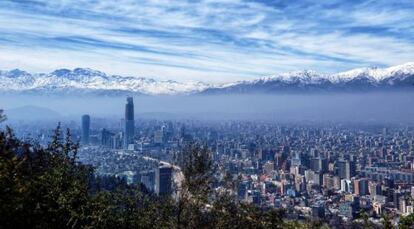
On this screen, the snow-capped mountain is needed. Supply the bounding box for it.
[0,63,413,96]
[332,62,414,82]
[0,68,210,95]
[201,63,414,94]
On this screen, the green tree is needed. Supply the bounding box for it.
[399,213,414,229]
[382,213,393,229]
[0,124,94,228]
[175,144,214,229]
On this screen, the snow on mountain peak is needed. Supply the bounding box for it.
[249,70,318,84]
[384,62,414,77]
[50,68,108,80]
[333,62,414,82]
[253,63,414,84]
[0,68,210,95]
[0,63,413,95]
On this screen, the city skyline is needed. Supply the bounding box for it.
[1,1,413,82]
[5,103,414,227]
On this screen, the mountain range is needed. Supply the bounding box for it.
[1,63,413,95]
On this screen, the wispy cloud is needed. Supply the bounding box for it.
[0,0,413,82]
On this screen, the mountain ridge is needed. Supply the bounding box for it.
[1,63,413,95]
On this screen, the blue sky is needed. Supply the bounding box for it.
[0,0,413,82]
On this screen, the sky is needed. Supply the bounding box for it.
[0,0,413,83]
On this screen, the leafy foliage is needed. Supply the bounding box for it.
[399,213,414,229]
[175,144,214,228]
[381,214,393,229]
[0,125,92,228]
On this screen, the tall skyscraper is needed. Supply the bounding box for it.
[124,97,135,148]
[155,163,173,196]
[81,114,90,145]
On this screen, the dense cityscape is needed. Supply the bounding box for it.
[5,96,414,227]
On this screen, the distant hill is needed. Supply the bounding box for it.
[5,105,62,121]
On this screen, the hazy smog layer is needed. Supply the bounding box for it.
[1,92,413,123]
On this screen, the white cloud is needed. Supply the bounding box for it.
[0,0,413,82]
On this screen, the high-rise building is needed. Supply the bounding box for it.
[369,181,382,196]
[400,198,407,213]
[394,191,402,209]
[313,172,323,186]
[81,114,90,145]
[238,181,249,200]
[337,160,346,178]
[341,179,353,193]
[337,160,356,180]
[101,128,114,148]
[310,157,328,173]
[333,176,341,190]
[124,97,135,148]
[354,178,369,196]
[140,170,155,192]
[155,163,173,196]
[373,202,383,215]
[295,175,306,192]
[154,128,165,145]
[323,174,335,190]
[411,186,414,199]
